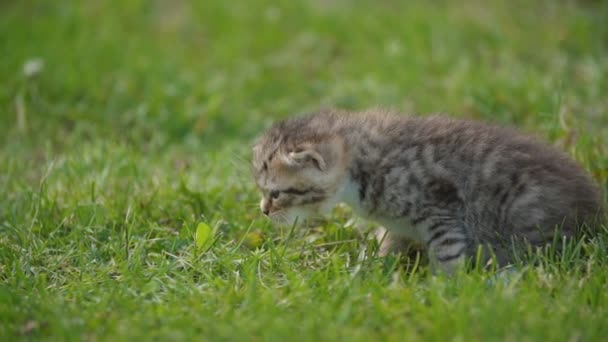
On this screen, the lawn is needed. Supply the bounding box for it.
[1,0,608,340]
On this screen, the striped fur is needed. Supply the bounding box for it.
[252,109,604,273]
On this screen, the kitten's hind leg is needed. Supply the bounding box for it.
[423,221,469,274]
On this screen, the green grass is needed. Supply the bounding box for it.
[1,0,608,340]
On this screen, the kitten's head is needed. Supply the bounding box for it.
[252,118,348,225]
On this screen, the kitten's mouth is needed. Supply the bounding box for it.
[268,210,286,221]
[267,211,297,226]
[266,206,317,226]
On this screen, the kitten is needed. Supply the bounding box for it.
[252,109,604,273]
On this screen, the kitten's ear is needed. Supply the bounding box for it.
[284,148,327,171]
[251,143,263,168]
[282,138,344,171]
[252,143,261,159]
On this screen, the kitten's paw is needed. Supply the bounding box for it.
[485,266,524,286]
[373,227,424,258]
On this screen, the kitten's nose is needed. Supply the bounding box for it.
[260,199,271,216]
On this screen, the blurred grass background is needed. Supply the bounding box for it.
[2,0,607,146]
[1,0,607,340]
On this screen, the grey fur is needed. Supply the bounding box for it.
[253,109,604,272]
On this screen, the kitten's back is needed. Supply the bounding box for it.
[322,111,603,246]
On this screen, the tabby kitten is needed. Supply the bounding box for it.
[252,109,603,273]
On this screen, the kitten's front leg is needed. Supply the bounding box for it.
[374,227,424,259]
[374,226,405,256]
[422,221,469,274]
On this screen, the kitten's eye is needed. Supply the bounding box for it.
[282,187,311,195]
[262,162,268,171]
[269,190,280,199]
